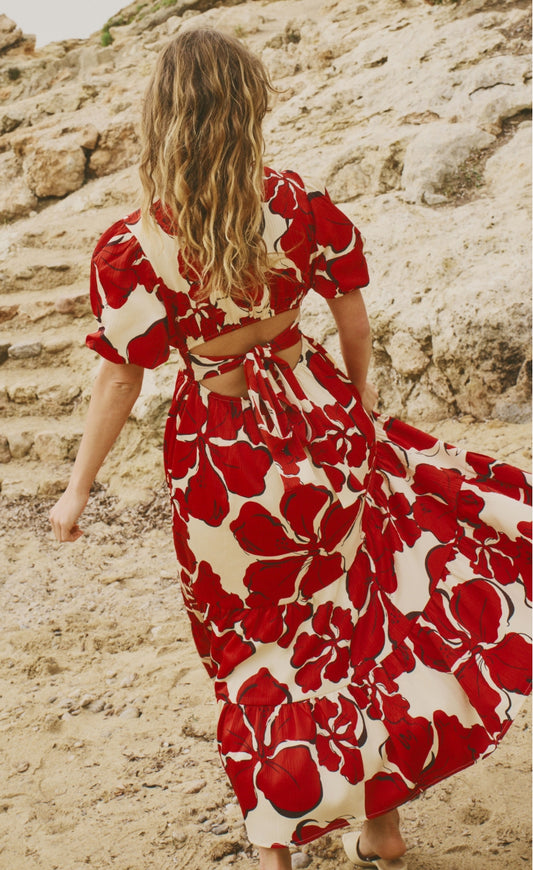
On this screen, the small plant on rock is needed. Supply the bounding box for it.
[101,25,113,47]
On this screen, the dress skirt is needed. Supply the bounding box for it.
[163,331,532,849]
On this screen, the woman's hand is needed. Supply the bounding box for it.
[49,487,89,543]
[361,380,378,414]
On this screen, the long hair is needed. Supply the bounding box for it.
[139,28,275,303]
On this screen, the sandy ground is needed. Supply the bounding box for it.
[0,419,531,870]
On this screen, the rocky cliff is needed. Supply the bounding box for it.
[0,0,531,498]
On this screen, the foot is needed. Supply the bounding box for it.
[358,809,406,862]
[258,845,292,870]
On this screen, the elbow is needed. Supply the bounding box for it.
[97,361,144,399]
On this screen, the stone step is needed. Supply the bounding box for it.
[0,249,88,294]
[0,330,92,371]
[0,283,92,331]
[0,367,90,416]
[0,456,74,498]
[0,414,84,468]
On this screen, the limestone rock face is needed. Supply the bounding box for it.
[88,120,139,177]
[401,123,495,204]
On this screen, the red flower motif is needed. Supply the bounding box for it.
[231,486,360,606]
[219,670,323,818]
[291,603,353,691]
[313,694,365,783]
[167,389,272,527]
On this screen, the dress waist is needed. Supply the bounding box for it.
[187,318,301,381]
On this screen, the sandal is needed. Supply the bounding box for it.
[342,831,408,869]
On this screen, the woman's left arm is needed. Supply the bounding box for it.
[49,360,144,543]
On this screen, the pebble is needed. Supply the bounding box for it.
[211,823,229,836]
[119,705,142,719]
[15,761,30,773]
[182,778,207,795]
[88,699,105,713]
[8,342,42,359]
[120,674,137,688]
[79,694,94,708]
[291,853,311,869]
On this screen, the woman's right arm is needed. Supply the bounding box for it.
[327,288,377,413]
[49,359,144,543]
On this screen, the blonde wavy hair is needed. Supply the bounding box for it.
[139,28,276,303]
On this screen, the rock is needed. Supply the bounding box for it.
[327,145,379,201]
[405,374,454,423]
[55,293,90,317]
[18,300,56,323]
[77,45,116,75]
[23,140,87,198]
[0,435,11,463]
[0,110,22,134]
[450,55,532,136]
[291,853,312,869]
[401,122,495,204]
[8,341,42,359]
[6,384,37,404]
[88,699,105,713]
[37,476,71,496]
[432,299,531,418]
[36,384,82,406]
[0,151,37,221]
[43,338,73,354]
[0,342,10,364]
[88,120,139,177]
[0,305,18,324]
[33,432,71,461]
[8,431,34,459]
[385,331,430,377]
[484,124,531,204]
[327,139,405,201]
[0,15,22,54]
[211,823,230,836]
[12,121,99,155]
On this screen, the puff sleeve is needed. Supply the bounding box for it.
[307,181,369,298]
[86,215,173,369]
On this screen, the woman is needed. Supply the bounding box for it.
[50,28,531,870]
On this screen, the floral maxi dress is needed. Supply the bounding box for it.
[86,168,532,849]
